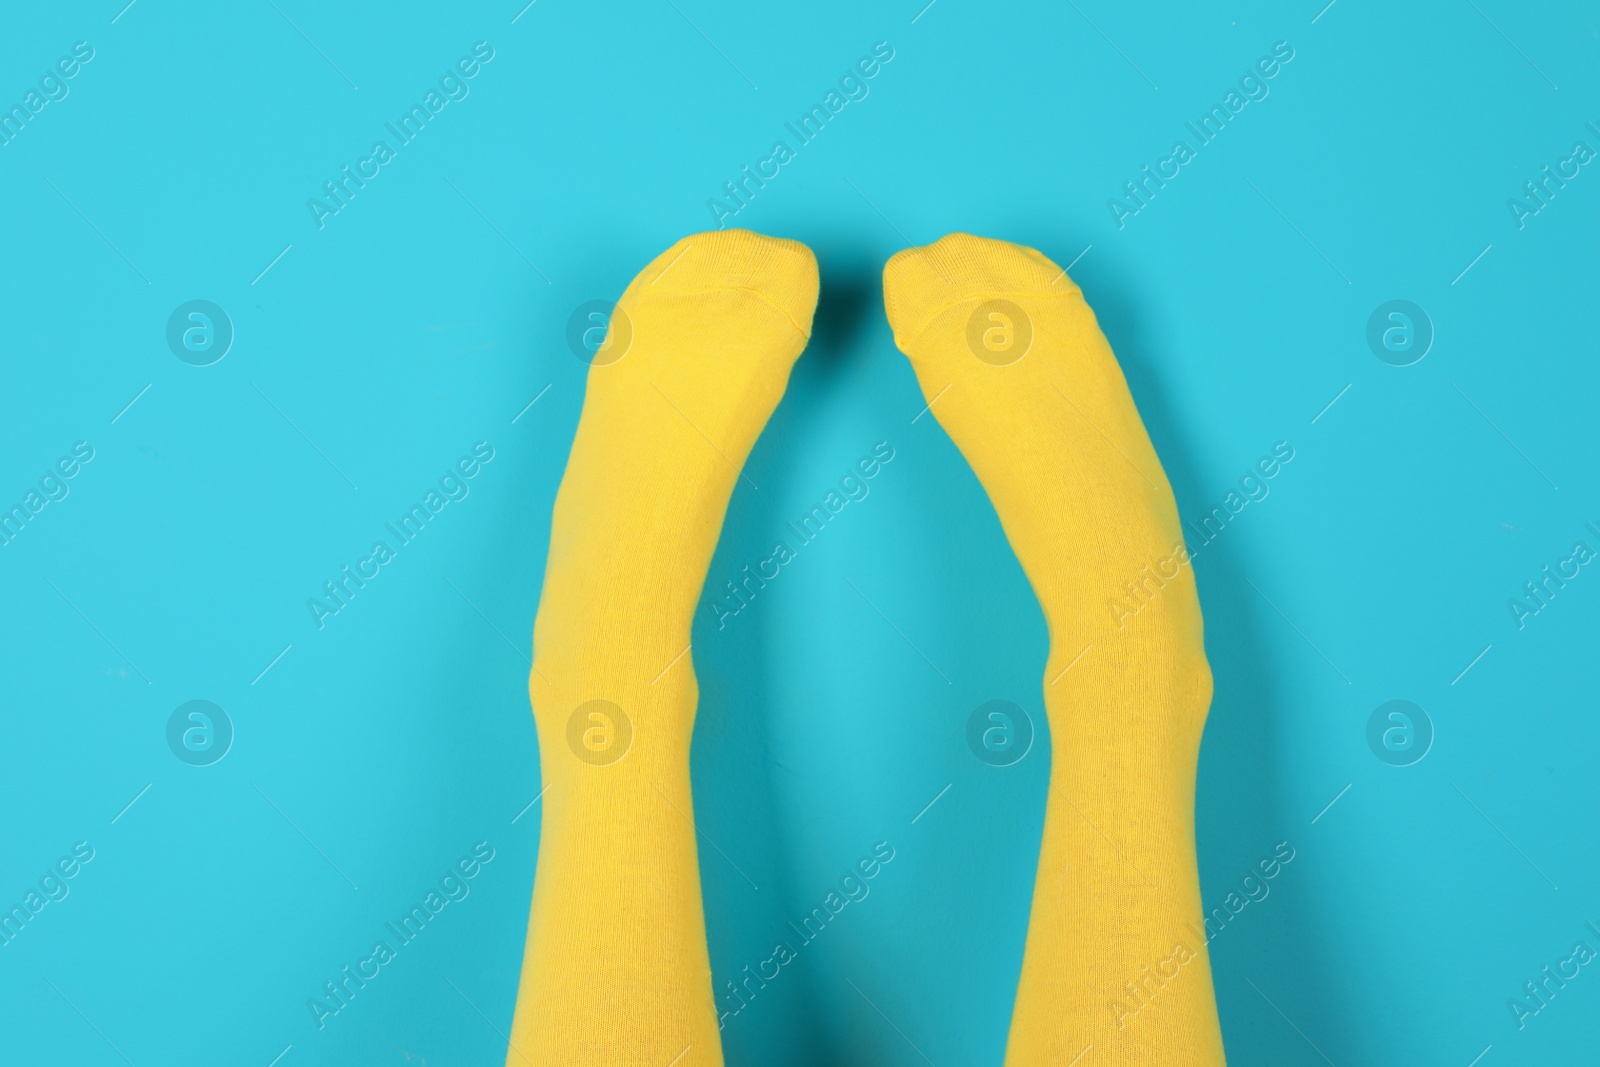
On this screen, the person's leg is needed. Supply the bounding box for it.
[883,234,1225,1065]
[508,230,818,1066]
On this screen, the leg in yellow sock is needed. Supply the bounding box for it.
[508,230,818,1066]
[884,234,1226,1066]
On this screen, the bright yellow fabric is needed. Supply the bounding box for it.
[508,230,818,1066]
[884,234,1226,1066]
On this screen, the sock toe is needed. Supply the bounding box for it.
[628,229,820,340]
[883,233,1076,349]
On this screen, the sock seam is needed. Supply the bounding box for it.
[636,284,814,340]
[894,290,1081,346]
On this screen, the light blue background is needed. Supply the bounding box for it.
[2,1,1596,1064]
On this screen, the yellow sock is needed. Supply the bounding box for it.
[884,234,1226,1066]
[508,230,818,1066]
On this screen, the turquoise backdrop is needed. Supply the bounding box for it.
[2,1,1596,1064]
